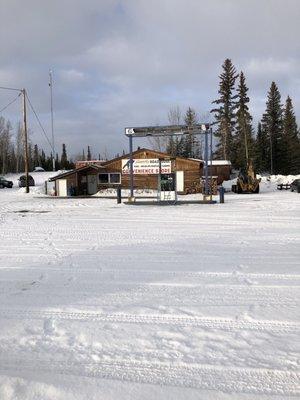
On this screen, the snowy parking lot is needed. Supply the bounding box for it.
[0,183,299,399]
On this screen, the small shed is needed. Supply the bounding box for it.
[49,164,103,196]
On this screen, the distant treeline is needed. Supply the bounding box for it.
[0,118,76,173]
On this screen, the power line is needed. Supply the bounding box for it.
[0,85,54,155]
[0,92,21,113]
[25,92,53,152]
[0,86,22,92]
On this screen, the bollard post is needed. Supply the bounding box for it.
[117,186,122,204]
[218,186,225,203]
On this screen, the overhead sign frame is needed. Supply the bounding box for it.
[124,123,213,202]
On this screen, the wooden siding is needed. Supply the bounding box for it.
[209,165,231,184]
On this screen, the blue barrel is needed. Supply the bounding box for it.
[218,186,225,203]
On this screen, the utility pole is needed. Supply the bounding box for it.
[22,88,30,193]
[49,70,55,171]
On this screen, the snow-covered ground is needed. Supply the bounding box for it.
[0,176,299,399]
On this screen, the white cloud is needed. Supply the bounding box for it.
[59,69,87,84]
[246,58,297,76]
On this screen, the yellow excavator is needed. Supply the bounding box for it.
[232,133,261,194]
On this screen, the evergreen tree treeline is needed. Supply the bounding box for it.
[0,117,75,174]
[211,59,300,174]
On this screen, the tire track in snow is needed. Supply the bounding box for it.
[0,283,298,308]
[0,309,299,333]
[0,266,299,283]
[0,357,299,396]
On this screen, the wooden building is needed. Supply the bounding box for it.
[49,148,204,196]
[208,160,232,184]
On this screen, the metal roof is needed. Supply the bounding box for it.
[49,164,104,181]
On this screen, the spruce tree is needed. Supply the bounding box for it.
[166,137,176,156]
[55,153,60,170]
[183,107,198,158]
[87,146,92,161]
[33,144,40,167]
[282,96,300,174]
[234,71,254,170]
[255,122,269,172]
[46,153,53,170]
[261,82,283,174]
[40,150,46,169]
[61,143,68,169]
[211,58,238,160]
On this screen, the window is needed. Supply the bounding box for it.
[99,173,109,183]
[98,173,121,184]
[109,173,121,184]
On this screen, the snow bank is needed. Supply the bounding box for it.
[223,174,300,192]
[3,170,66,187]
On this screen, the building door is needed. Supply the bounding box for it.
[87,175,98,195]
[176,171,184,192]
[58,179,67,196]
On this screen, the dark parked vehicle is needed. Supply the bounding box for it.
[18,175,35,187]
[0,176,13,188]
[290,179,300,193]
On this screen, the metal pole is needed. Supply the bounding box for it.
[210,127,213,196]
[129,134,134,199]
[49,70,55,171]
[158,158,162,202]
[204,128,209,196]
[22,89,29,193]
[173,158,177,203]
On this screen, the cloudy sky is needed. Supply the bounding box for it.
[0,0,299,158]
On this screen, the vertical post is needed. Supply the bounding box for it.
[158,158,162,201]
[173,158,177,203]
[22,89,29,193]
[129,134,134,200]
[210,127,213,197]
[116,186,122,204]
[49,70,55,171]
[204,127,209,196]
[218,186,225,203]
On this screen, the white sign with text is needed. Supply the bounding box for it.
[122,159,171,175]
